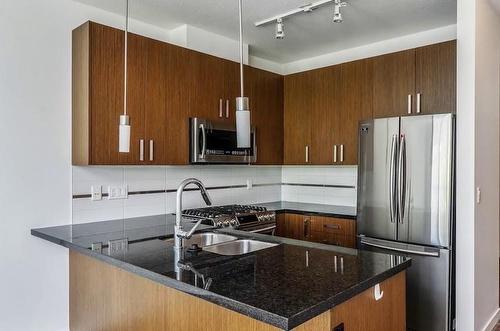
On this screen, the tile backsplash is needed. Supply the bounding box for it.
[72,165,357,224]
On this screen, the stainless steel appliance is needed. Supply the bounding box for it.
[190,118,257,164]
[357,114,455,331]
[183,204,276,235]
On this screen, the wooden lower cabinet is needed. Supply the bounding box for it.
[70,251,405,331]
[276,213,356,248]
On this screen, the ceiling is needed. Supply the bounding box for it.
[76,0,457,63]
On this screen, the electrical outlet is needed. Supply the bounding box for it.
[108,238,128,254]
[91,185,102,201]
[246,179,253,190]
[108,185,128,200]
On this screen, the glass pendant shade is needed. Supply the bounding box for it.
[119,114,130,153]
[236,97,251,148]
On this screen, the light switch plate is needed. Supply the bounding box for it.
[246,179,253,190]
[91,185,102,201]
[108,185,128,200]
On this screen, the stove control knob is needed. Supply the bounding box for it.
[216,221,223,228]
[223,220,230,227]
[230,219,238,226]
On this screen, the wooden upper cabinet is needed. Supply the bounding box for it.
[338,59,373,165]
[416,40,457,115]
[188,51,226,122]
[246,66,284,165]
[310,66,341,165]
[164,44,191,165]
[284,72,313,165]
[372,49,416,118]
[73,22,127,165]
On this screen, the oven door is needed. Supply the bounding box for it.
[190,118,256,164]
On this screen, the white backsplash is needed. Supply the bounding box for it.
[72,165,357,224]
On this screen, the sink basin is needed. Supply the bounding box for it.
[203,239,279,256]
[183,232,237,248]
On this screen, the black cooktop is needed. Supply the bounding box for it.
[183,204,267,218]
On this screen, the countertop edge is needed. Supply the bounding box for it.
[31,228,410,330]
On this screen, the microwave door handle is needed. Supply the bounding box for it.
[200,124,207,159]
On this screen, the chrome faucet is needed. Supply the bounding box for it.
[174,178,212,249]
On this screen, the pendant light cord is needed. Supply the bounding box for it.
[238,0,244,97]
[123,0,129,116]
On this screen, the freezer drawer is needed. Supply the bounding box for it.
[359,236,452,331]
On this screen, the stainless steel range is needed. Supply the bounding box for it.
[183,205,276,235]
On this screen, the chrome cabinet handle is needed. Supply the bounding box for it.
[149,140,154,161]
[416,93,421,114]
[225,99,230,118]
[200,124,207,159]
[398,135,407,224]
[340,145,344,163]
[219,99,223,118]
[389,134,398,224]
[333,145,337,163]
[407,94,412,114]
[305,146,309,163]
[139,139,144,161]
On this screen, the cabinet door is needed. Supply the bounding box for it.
[275,213,286,237]
[310,66,341,165]
[416,40,456,115]
[188,51,225,121]
[373,49,415,118]
[224,60,240,123]
[141,38,167,165]
[338,59,373,165]
[165,44,191,165]
[247,66,284,165]
[88,23,130,165]
[284,72,313,165]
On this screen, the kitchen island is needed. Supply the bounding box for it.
[32,213,410,330]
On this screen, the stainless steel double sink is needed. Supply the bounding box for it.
[183,232,278,256]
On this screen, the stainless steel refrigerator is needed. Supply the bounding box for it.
[357,114,455,331]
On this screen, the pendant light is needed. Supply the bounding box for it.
[236,0,251,148]
[119,0,131,153]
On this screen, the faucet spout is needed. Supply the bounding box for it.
[174,178,212,249]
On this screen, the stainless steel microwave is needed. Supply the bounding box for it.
[190,118,257,164]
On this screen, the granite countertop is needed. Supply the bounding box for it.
[32,208,409,330]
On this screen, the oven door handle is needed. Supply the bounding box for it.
[247,225,276,233]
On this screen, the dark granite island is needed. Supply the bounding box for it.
[32,214,410,331]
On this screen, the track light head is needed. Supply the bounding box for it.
[333,0,347,23]
[275,18,285,39]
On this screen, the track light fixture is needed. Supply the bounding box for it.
[333,0,347,23]
[275,18,285,39]
[255,0,348,37]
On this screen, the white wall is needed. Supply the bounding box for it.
[474,0,500,329]
[456,0,500,330]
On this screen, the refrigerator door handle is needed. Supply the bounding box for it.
[398,135,407,224]
[360,237,440,257]
[389,134,398,223]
